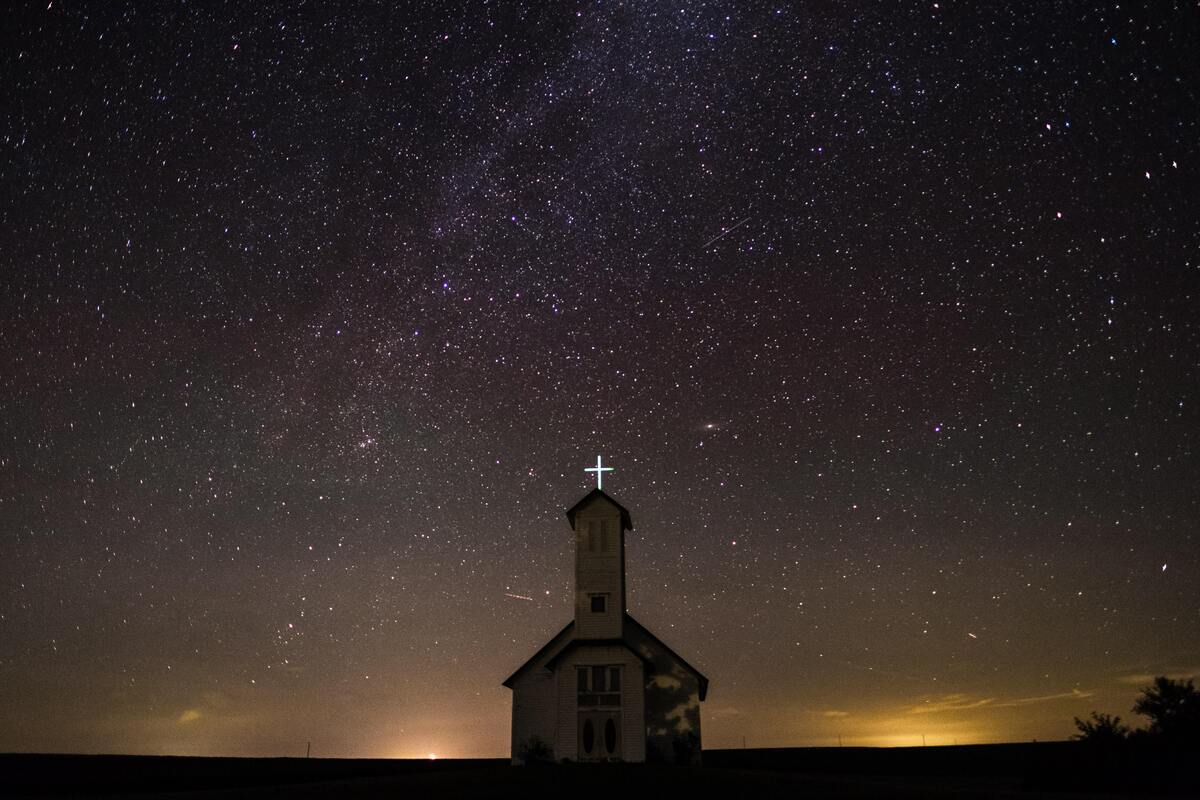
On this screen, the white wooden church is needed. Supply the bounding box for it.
[502,460,708,764]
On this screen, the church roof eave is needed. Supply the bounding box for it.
[543,638,654,672]
[501,620,575,688]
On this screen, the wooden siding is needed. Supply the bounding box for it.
[507,628,575,764]
[625,623,704,765]
[510,667,557,764]
[572,496,625,639]
[554,645,645,762]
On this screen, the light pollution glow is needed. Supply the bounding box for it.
[33,672,1177,759]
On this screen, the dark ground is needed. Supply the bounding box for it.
[2,745,1193,799]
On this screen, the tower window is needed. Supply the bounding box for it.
[590,594,607,613]
[585,520,614,552]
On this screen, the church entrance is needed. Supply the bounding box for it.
[578,711,621,761]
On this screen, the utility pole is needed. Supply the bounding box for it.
[922,734,926,747]
[306,741,311,759]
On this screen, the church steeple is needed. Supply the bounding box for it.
[566,461,633,640]
[505,462,708,765]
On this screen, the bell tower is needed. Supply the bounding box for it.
[566,457,633,640]
[504,456,709,766]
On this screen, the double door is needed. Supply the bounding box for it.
[578,710,621,761]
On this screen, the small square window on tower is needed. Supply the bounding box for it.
[590,594,607,613]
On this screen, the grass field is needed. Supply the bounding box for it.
[3,744,1191,798]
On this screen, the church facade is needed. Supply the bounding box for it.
[503,487,708,764]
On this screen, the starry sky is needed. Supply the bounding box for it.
[2,1,1198,759]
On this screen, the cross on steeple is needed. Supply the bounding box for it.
[585,455,613,490]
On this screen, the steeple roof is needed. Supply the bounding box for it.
[565,488,633,531]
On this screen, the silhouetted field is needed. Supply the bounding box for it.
[2,754,504,797]
[709,742,1196,795]
[3,745,1195,798]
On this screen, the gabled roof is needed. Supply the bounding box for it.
[544,637,653,671]
[501,613,709,701]
[501,620,574,688]
[565,488,633,531]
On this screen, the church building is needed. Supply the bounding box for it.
[503,461,708,764]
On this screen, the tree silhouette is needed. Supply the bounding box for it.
[1072,711,1130,743]
[1132,676,1200,742]
[1063,677,1200,795]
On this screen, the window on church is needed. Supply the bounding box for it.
[600,520,609,551]
[587,521,598,552]
[590,594,607,613]
[577,665,622,707]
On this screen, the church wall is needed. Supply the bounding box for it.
[509,667,557,765]
[554,645,645,762]
[626,627,704,766]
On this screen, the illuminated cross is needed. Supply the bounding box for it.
[585,455,613,490]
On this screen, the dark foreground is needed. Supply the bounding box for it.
[3,744,1194,799]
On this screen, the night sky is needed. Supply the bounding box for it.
[2,1,1198,759]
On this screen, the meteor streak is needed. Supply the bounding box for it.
[700,216,750,248]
